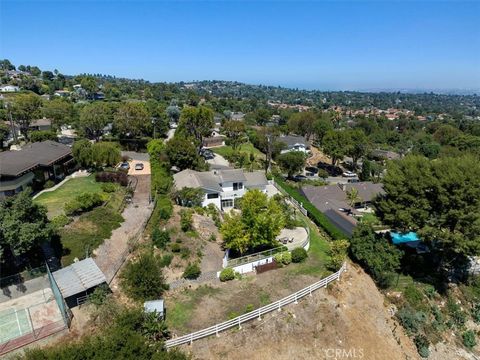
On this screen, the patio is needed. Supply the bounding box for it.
[276,227,309,250]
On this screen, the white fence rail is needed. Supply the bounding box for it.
[165,263,346,348]
[272,180,308,216]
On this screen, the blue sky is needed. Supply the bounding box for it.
[1,1,479,90]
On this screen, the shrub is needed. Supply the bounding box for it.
[404,284,425,309]
[89,284,110,306]
[101,182,117,193]
[158,254,173,268]
[157,196,173,220]
[244,304,255,313]
[447,297,466,328]
[396,306,427,335]
[182,263,201,280]
[44,180,55,189]
[472,303,480,323]
[462,330,477,349]
[327,239,349,270]
[219,268,235,282]
[171,243,181,253]
[414,334,430,358]
[50,214,72,229]
[180,209,193,232]
[291,247,308,263]
[180,247,191,259]
[95,171,128,186]
[152,228,170,249]
[120,253,167,301]
[273,251,292,266]
[64,192,103,215]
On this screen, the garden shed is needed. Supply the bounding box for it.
[52,258,107,308]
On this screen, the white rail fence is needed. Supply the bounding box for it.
[165,262,347,349]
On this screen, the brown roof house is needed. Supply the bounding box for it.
[0,141,73,198]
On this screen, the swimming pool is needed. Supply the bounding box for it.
[390,231,419,244]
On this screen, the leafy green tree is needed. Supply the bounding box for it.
[313,115,333,145]
[80,76,97,94]
[221,189,285,255]
[223,120,246,149]
[346,187,361,207]
[174,187,204,207]
[433,124,461,145]
[29,130,57,142]
[327,239,349,270]
[360,159,372,181]
[12,93,43,139]
[346,129,369,169]
[322,130,351,166]
[72,139,94,167]
[166,137,205,170]
[0,191,52,257]
[0,122,9,148]
[177,106,214,151]
[92,142,121,167]
[42,98,74,127]
[287,111,316,140]
[166,104,180,123]
[114,102,150,138]
[121,252,168,301]
[79,102,112,140]
[277,151,306,178]
[349,223,403,287]
[376,155,480,265]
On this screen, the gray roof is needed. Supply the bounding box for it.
[0,141,72,177]
[174,168,248,192]
[30,118,52,127]
[52,258,106,298]
[279,135,308,148]
[324,209,358,237]
[144,300,165,314]
[244,171,268,188]
[301,185,354,213]
[372,149,400,160]
[342,182,384,203]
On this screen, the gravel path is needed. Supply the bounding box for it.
[93,157,153,282]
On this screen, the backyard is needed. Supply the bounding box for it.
[34,176,103,218]
[212,142,265,160]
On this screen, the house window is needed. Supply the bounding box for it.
[207,193,219,199]
[221,199,234,208]
[233,182,243,191]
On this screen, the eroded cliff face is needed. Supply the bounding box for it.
[181,263,420,360]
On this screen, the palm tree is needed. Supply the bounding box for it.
[346,187,362,207]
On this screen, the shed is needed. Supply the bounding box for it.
[144,299,165,319]
[52,258,107,307]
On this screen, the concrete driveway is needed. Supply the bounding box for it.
[207,153,230,168]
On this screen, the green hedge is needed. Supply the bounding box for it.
[274,176,348,240]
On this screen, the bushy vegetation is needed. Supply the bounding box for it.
[174,187,204,207]
[219,268,236,282]
[64,192,104,215]
[273,251,292,266]
[101,182,117,193]
[121,252,168,302]
[179,209,193,232]
[291,247,308,263]
[95,171,129,186]
[152,228,170,249]
[182,263,201,280]
[327,239,349,270]
[462,330,477,349]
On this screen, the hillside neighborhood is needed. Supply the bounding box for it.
[0,52,479,360]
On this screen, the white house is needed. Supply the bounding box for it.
[279,135,310,154]
[173,168,268,210]
[0,85,20,92]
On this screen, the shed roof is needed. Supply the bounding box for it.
[144,300,165,314]
[52,258,106,298]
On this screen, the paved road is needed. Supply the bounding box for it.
[207,153,230,169]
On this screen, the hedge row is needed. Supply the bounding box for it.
[274,176,348,240]
[95,171,129,186]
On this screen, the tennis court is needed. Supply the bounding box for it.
[0,308,33,343]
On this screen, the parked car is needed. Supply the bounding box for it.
[305,166,318,174]
[293,174,307,182]
[342,171,357,178]
[134,163,144,171]
[119,162,130,170]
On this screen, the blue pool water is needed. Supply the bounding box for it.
[390,231,419,244]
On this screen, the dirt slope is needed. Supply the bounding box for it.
[179,263,420,360]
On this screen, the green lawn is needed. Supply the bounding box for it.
[212,142,264,159]
[35,176,103,218]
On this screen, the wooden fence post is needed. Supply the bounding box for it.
[258,309,262,321]
[238,317,242,330]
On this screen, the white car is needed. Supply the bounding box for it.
[342,171,357,178]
